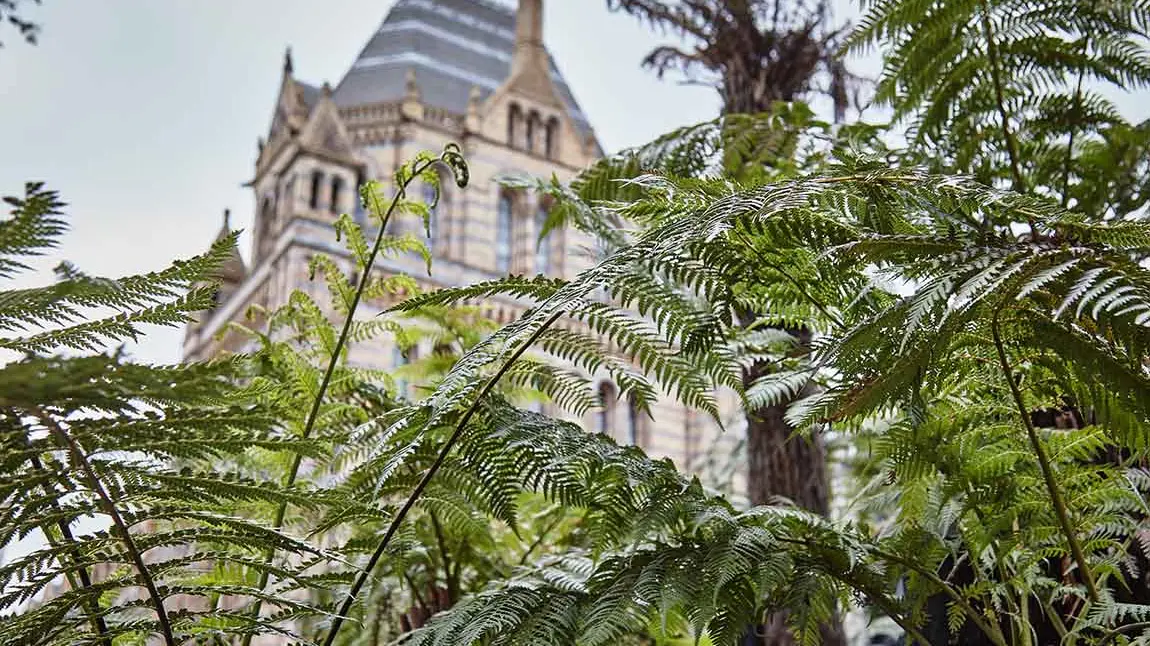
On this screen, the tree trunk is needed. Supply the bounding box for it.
[740,322,844,646]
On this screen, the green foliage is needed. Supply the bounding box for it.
[9,6,1150,637]
[398,108,1150,643]
[0,183,331,645]
[847,0,1150,210]
[0,0,41,49]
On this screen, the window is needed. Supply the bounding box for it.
[508,103,523,148]
[526,111,539,152]
[535,204,551,275]
[597,382,617,436]
[626,394,641,446]
[393,344,413,397]
[545,117,559,159]
[283,177,296,215]
[309,170,324,209]
[422,183,438,247]
[496,192,513,273]
[353,171,367,226]
[329,176,343,215]
[258,197,275,260]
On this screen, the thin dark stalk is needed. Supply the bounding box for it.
[33,408,175,646]
[869,545,1009,646]
[403,573,430,615]
[241,164,433,646]
[1099,621,1150,645]
[1040,598,1070,640]
[1060,25,1092,208]
[978,0,1028,198]
[864,591,933,646]
[772,536,942,645]
[322,310,565,646]
[28,451,112,646]
[428,511,456,603]
[1065,530,1138,644]
[518,512,566,566]
[990,313,1099,602]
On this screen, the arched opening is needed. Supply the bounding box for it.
[421,174,450,254]
[597,381,617,437]
[496,191,514,273]
[545,117,560,159]
[309,170,324,210]
[508,103,523,148]
[626,394,642,446]
[535,200,551,275]
[283,176,296,216]
[393,343,416,397]
[526,110,542,153]
[258,197,275,260]
[421,182,438,246]
[329,176,343,215]
[353,170,367,226]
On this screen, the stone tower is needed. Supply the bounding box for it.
[183,0,735,482]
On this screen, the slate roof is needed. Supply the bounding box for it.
[332,0,595,140]
[299,82,321,111]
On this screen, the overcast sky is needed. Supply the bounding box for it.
[1,1,1147,366]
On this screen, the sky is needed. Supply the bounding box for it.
[1,0,1147,367]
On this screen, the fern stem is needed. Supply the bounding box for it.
[28,451,112,646]
[977,0,1029,199]
[428,510,457,603]
[1060,31,1092,208]
[1099,621,1150,644]
[241,162,434,646]
[990,314,1100,602]
[322,310,565,646]
[33,407,175,645]
[858,587,933,646]
[868,545,1008,646]
[1064,529,1139,644]
[518,511,565,566]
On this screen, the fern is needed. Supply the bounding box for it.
[847,0,1150,209]
[0,184,332,645]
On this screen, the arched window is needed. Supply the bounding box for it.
[422,182,438,247]
[535,203,551,275]
[597,381,617,436]
[496,192,514,273]
[526,110,541,152]
[626,394,642,446]
[258,197,275,260]
[393,343,415,397]
[545,117,560,159]
[329,176,343,214]
[283,177,296,216]
[508,103,523,148]
[309,170,324,209]
[353,170,367,226]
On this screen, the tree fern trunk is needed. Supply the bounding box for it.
[739,322,843,646]
[723,37,845,642]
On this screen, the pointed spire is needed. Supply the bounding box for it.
[512,0,545,77]
[515,0,544,47]
[283,46,294,75]
[402,68,424,120]
[404,68,420,101]
[214,208,247,285]
[466,85,483,131]
[506,0,559,106]
[216,209,233,240]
